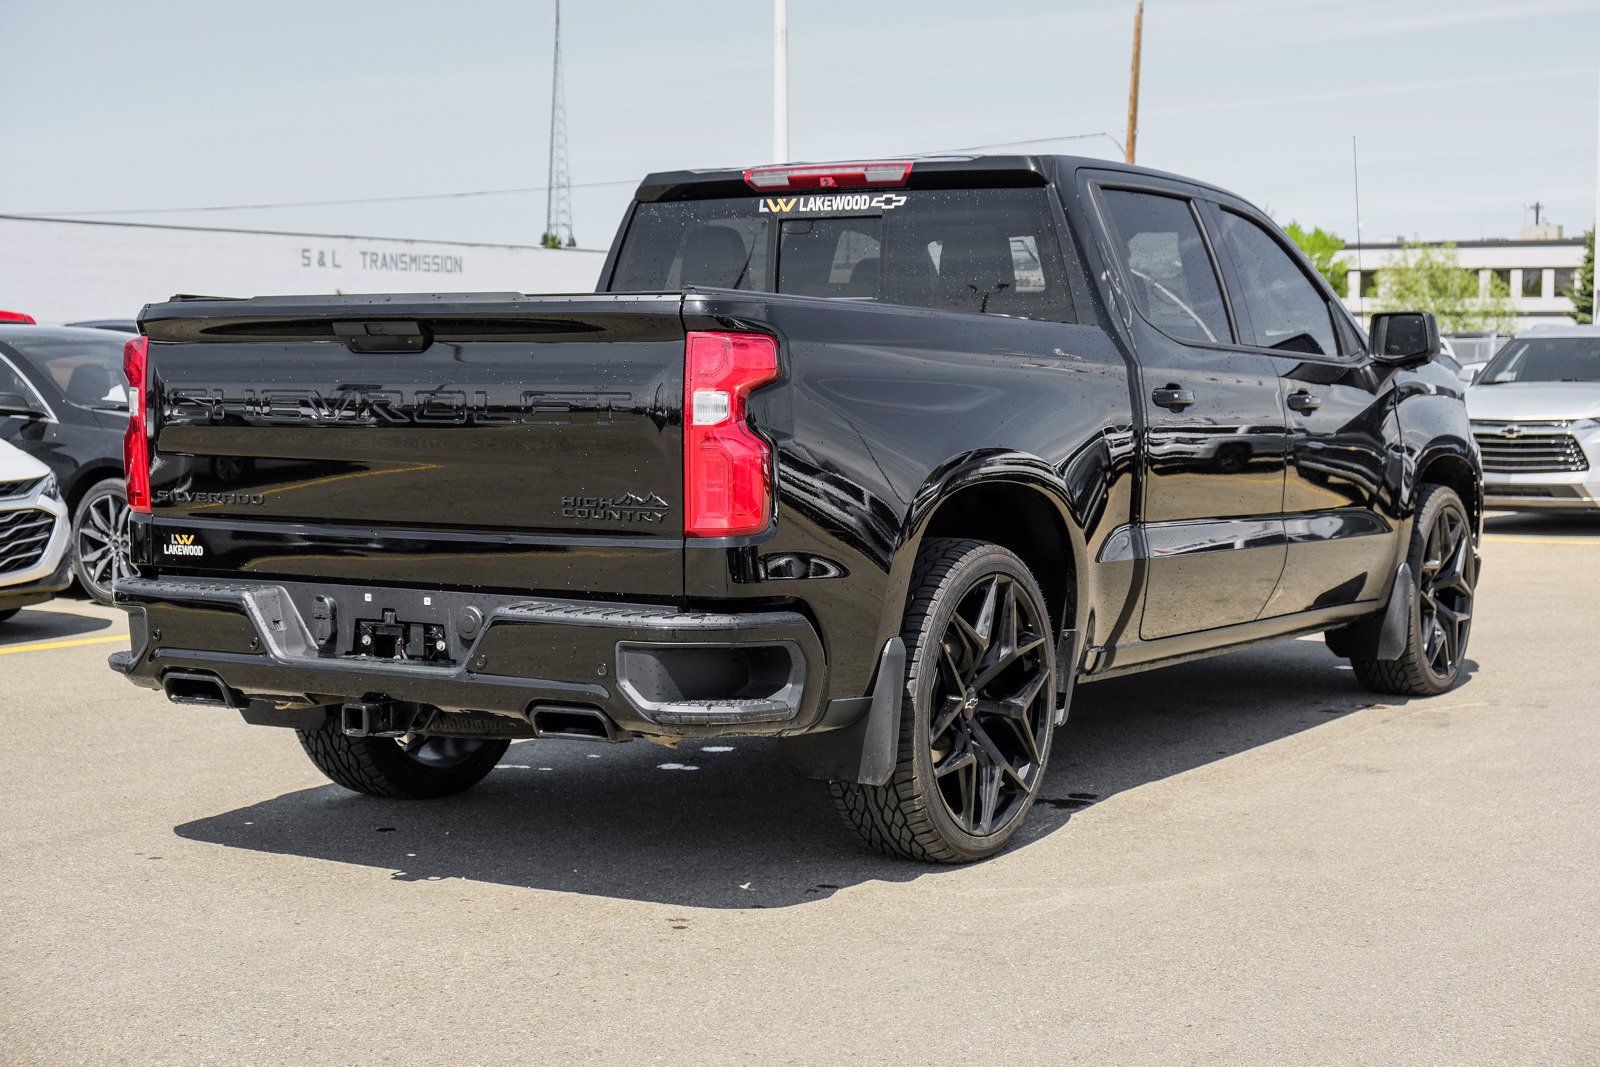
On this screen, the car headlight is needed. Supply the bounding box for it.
[38,474,59,500]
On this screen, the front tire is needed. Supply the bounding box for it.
[71,478,132,606]
[831,538,1057,863]
[296,719,509,799]
[1352,484,1476,696]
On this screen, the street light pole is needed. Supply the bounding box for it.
[774,0,789,163]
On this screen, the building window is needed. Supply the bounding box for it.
[1490,269,1512,296]
[1521,269,1544,299]
[1554,267,1579,298]
[1359,270,1381,298]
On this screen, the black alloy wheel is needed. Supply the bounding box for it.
[1417,501,1474,678]
[396,734,496,770]
[72,479,132,606]
[832,539,1058,863]
[1352,484,1477,696]
[927,571,1055,836]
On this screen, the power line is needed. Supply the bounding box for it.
[17,178,640,218]
[14,132,1123,219]
[915,132,1127,156]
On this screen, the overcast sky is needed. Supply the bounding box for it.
[4,0,1597,250]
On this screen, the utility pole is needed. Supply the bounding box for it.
[1124,0,1143,165]
[773,0,789,163]
[542,0,574,248]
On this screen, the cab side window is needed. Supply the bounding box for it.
[1100,189,1232,346]
[1214,211,1339,357]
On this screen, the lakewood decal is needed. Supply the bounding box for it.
[163,532,205,558]
[758,193,908,214]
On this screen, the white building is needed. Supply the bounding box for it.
[1335,225,1587,329]
[0,215,608,325]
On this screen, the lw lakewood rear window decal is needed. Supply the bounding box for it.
[758,193,908,214]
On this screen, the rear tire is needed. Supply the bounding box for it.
[71,478,131,606]
[831,538,1057,863]
[296,719,509,799]
[1351,484,1476,696]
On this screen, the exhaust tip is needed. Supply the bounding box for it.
[529,704,620,742]
[161,670,240,709]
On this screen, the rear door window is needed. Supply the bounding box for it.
[610,187,1076,322]
[1099,189,1232,345]
[1212,210,1339,357]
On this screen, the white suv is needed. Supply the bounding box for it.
[1467,325,1600,510]
[0,440,71,621]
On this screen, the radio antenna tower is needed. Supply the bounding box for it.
[541,0,574,248]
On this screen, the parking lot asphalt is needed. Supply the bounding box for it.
[3,513,1598,1065]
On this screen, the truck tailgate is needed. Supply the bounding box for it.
[139,294,687,597]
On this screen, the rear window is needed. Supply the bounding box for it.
[608,187,1076,321]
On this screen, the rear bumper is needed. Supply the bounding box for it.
[109,575,834,740]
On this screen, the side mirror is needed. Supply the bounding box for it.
[0,391,46,418]
[1369,311,1441,366]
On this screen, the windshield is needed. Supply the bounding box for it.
[2,334,129,409]
[608,187,1076,321]
[1477,336,1600,385]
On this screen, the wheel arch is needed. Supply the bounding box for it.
[65,462,124,512]
[1415,446,1481,535]
[885,451,1089,648]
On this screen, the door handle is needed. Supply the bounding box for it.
[1287,391,1322,414]
[1151,385,1195,411]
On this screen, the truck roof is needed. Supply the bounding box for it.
[633,154,1237,203]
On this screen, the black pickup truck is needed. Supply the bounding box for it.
[110,156,1480,862]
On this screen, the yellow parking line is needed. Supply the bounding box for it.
[0,633,129,655]
[1483,535,1600,546]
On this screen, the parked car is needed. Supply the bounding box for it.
[1445,332,1511,383]
[109,155,1481,862]
[66,320,139,334]
[0,324,132,603]
[1467,324,1600,510]
[0,439,71,621]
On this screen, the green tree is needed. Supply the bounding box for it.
[1375,242,1517,334]
[1283,221,1346,294]
[1569,228,1594,324]
[539,232,563,249]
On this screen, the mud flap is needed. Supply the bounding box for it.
[1054,628,1080,726]
[779,637,906,786]
[1325,563,1412,661]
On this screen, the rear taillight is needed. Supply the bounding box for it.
[122,336,151,514]
[743,161,912,190]
[683,331,779,537]
[0,310,36,324]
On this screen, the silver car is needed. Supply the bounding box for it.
[0,439,71,621]
[1467,325,1600,510]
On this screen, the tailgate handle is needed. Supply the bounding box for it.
[333,320,432,354]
